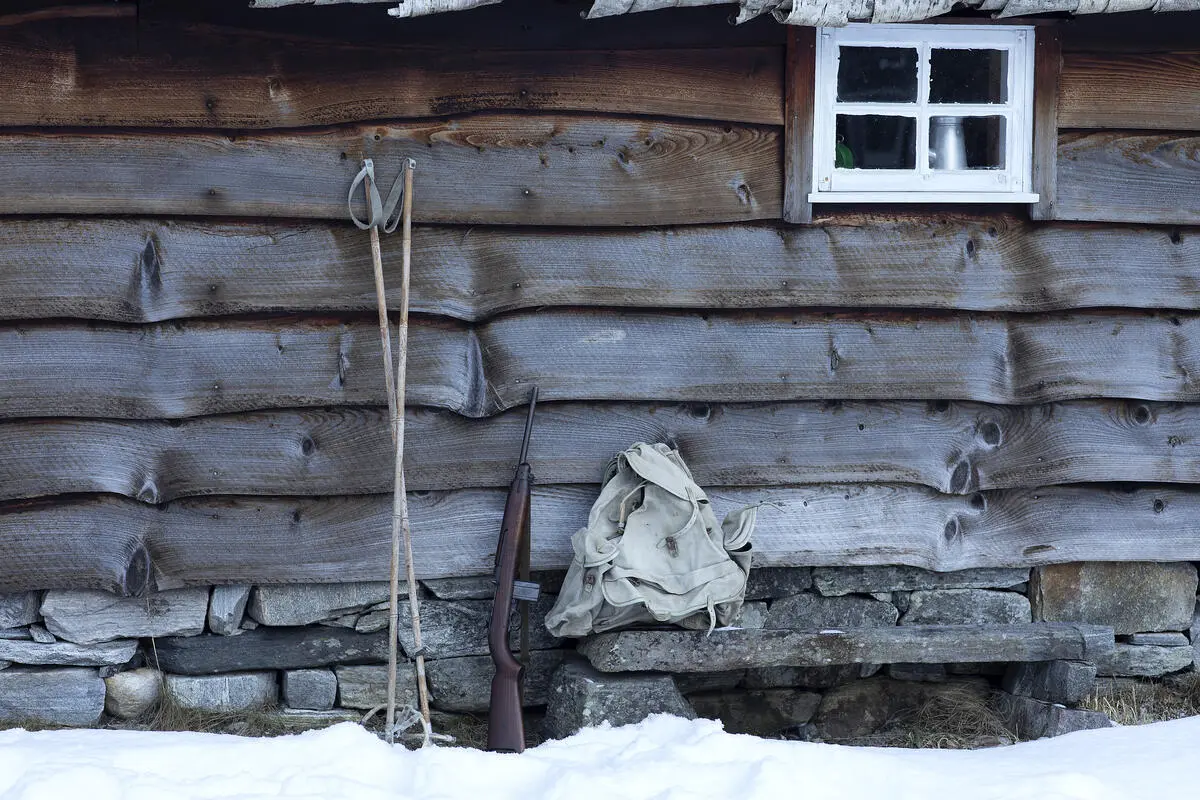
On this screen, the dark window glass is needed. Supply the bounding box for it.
[837,47,919,103]
[928,115,1006,170]
[836,115,917,170]
[929,49,1008,104]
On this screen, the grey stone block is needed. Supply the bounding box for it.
[104,667,162,719]
[542,658,694,740]
[151,628,388,674]
[282,669,337,711]
[334,664,419,711]
[811,677,989,740]
[729,601,768,629]
[690,689,821,735]
[675,671,746,695]
[993,693,1113,739]
[1031,562,1198,635]
[745,568,813,601]
[397,597,560,659]
[813,567,1029,597]
[900,590,1031,626]
[0,593,39,629]
[41,589,208,645]
[744,663,879,689]
[421,577,494,600]
[886,663,948,682]
[425,650,566,712]
[0,667,105,726]
[1002,660,1097,706]
[165,672,278,712]
[765,593,898,630]
[1095,643,1195,677]
[0,637,137,667]
[208,586,251,636]
[28,625,55,644]
[248,582,402,627]
[274,708,363,730]
[1126,633,1190,646]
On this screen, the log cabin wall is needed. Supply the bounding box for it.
[0,1,1198,596]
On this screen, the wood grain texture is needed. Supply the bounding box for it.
[783,26,815,224]
[1029,27,1061,222]
[0,116,782,225]
[5,400,1200,500]
[1,218,1197,324]
[5,311,1200,419]
[1060,51,1200,130]
[1054,132,1200,225]
[0,20,784,126]
[5,483,1200,590]
[578,624,1115,672]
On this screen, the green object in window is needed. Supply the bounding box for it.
[835,142,855,169]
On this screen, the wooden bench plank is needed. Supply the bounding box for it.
[0,116,781,225]
[3,484,1200,591]
[3,399,1199,500]
[577,625,1115,672]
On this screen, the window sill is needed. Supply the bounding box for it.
[809,191,1040,204]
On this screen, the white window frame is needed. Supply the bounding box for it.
[810,23,1038,204]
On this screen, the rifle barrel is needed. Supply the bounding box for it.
[518,387,538,465]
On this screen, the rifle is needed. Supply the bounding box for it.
[487,387,539,753]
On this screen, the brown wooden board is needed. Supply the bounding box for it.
[1029,27,1061,222]
[782,26,815,224]
[0,217,1196,324]
[4,483,1200,590]
[4,400,1200,501]
[0,116,782,225]
[0,19,783,127]
[1060,51,1200,131]
[578,625,1114,672]
[5,311,1200,420]
[1054,132,1200,225]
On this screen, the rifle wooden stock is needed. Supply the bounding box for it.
[487,462,531,753]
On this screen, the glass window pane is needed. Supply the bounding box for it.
[929,49,1008,104]
[837,47,919,103]
[836,115,916,170]
[928,116,1007,170]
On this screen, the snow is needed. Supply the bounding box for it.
[0,714,1196,800]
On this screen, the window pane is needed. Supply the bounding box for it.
[928,116,1007,170]
[837,47,919,103]
[929,49,1008,104]
[836,115,916,170]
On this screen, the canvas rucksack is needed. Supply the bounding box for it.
[544,442,757,638]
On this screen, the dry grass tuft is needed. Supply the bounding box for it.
[1080,673,1200,726]
[849,686,1016,749]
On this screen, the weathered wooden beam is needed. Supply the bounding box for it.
[4,311,1200,419]
[1060,51,1200,130]
[0,116,781,225]
[1,218,1196,324]
[0,22,784,126]
[782,26,815,224]
[4,483,1200,590]
[577,625,1115,672]
[1054,132,1200,225]
[1029,26,1061,222]
[4,399,1200,500]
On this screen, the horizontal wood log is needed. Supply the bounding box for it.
[577,624,1115,672]
[0,116,781,225]
[2,218,1198,324]
[5,399,1200,500]
[4,483,1200,590]
[0,20,783,126]
[5,311,1200,419]
[1055,132,1200,225]
[1060,51,1200,130]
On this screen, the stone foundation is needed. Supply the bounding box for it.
[0,562,1195,741]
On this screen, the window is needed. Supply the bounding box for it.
[810,24,1038,204]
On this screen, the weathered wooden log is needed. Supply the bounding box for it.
[1060,51,1200,130]
[0,21,784,126]
[3,400,1200,500]
[4,484,1200,590]
[0,116,781,225]
[1,218,1196,324]
[577,624,1115,672]
[5,311,1200,419]
[1054,132,1200,225]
